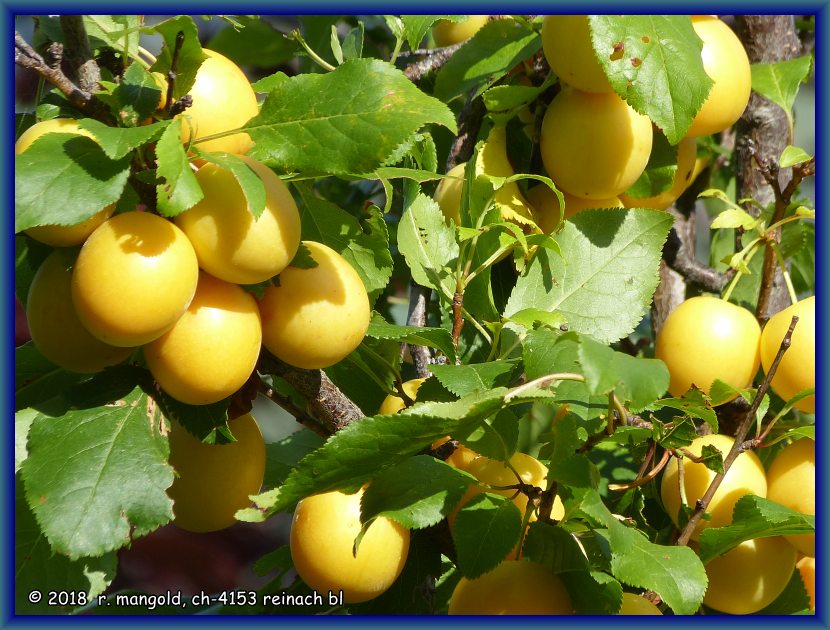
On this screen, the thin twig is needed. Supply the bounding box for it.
[675,315,798,546]
[402,42,464,83]
[403,282,433,379]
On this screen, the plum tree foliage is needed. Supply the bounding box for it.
[13,13,816,616]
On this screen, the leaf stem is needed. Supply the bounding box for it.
[289,29,336,72]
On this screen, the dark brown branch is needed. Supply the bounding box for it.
[675,315,798,546]
[402,42,464,83]
[257,350,363,435]
[447,92,487,171]
[404,282,433,379]
[451,290,464,352]
[14,30,107,120]
[663,206,731,294]
[257,378,331,438]
[59,16,100,93]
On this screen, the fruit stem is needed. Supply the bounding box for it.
[288,29,336,72]
[720,238,763,302]
[674,315,799,547]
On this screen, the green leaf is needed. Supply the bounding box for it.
[578,335,670,412]
[505,209,672,344]
[751,56,813,119]
[365,312,456,363]
[15,134,131,232]
[780,145,812,168]
[96,62,165,128]
[608,525,707,615]
[361,456,473,529]
[430,360,520,397]
[454,408,519,462]
[397,193,459,302]
[451,493,523,579]
[624,129,677,198]
[563,570,624,615]
[483,80,550,114]
[79,118,169,160]
[154,389,231,445]
[698,495,815,563]
[590,15,713,144]
[434,19,541,102]
[294,184,393,301]
[207,19,297,68]
[15,343,85,412]
[246,58,456,175]
[399,16,447,50]
[154,119,204,217]
[649,391,718,433]
[263,429,326,490]
[251,71,290,93]
[20,387,174,558]
[15,477,117,614]
[710,207,761,230]
[258,388,509,515]
[83,15,141,57]
[193,151,266,218]
[523,521,590,573]
[15,409,36,473]
[148,16,205,99]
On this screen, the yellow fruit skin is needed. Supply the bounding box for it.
[16,119,113,246]
[175,157,301,285]
[459,452,564,522]
[526,184,623,232]
[620,137,699,210]
[431,437,479,471]
[71,211,200,347]
[434,162,466,225]
[686,16,752,137]
[654,296,761,403]
[179,49,259,155]
[432,15,489,47]
[702,536,796,614]
[477,126,537,228]
[796,555,815,611]
[26,252,133,373]
[258,241,370,369]
[760,296,815,413]
[144,273,262,405]
[618,592,663,615]
[168,413,265,533]
[449,560,574,614]
[542,15,613,93]
[378,378,426,415]
[766,439,814,556]
[540,87,653,199]
[290,487,410,604]
[661,434,767,540]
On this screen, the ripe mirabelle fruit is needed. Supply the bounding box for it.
[796,555,815,611]
[618,592,663,615]
[620,137,703,210]
[144,273,262,405]
[71,211,199,347]
[178,49,259,156]
[765,438,815,556]
[458,452,565,522]
[526,183,623,232]
[702,536,796,614]
[378,378,426,414]
[760,296,815,413]
[448,560,574,614]
[541,15,613,93]
[434,162,466,225]
[167,412,265,533]
[432,15,489,47]
[16,118,113,246]
[661,434,767,540]
[175,156,301,285]
[655,296,761,403]
[540,87,653,199]
[686,16,752,137]
[26,252,133,373]
[431,437,479,471]
[290,486,410,604]
[258,241,370,369]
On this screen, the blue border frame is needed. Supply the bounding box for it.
[3,2,828,627]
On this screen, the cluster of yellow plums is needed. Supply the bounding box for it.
[18,49,372,533]
[655,295,815,412]
[661,433,815,613]
[436,15,750,231]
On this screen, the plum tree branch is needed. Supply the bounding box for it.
[14,30,108,120]
[257,350,363,435]
[674,315,798,546]
[59,16,101,94]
